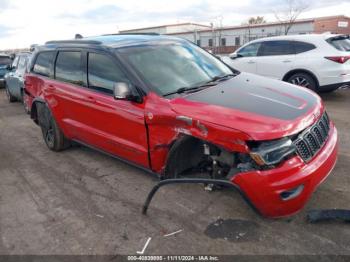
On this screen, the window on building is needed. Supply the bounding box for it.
[235,37,240,46]
[88,53,129,94]
[33,51,55,77]
[196,39,201,46]
[259,41,294,56]
[208,39,213,47]
[55,51,83,85]
[221,38,226,46]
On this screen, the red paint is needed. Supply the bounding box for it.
[25,73,338,218]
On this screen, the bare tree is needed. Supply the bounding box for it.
[274,0,309,35]
[247,16,267,25]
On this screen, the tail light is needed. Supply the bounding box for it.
[325,56,350,64]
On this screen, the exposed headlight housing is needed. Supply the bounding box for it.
[249,137,296,166]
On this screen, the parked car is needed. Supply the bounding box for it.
[25,35,338,218]
[5,52,31,111]
[226,34,350,92]
[0,54,12,87]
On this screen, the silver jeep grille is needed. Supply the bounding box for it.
[293,112,330,162]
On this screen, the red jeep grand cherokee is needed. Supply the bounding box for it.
[25,35,338,218]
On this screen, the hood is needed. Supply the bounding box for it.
[169,73,323,141]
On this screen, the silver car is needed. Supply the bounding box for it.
[5,52,31,112]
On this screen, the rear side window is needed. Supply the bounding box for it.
[237,42,261,57]
[259,41,294,56]
[55,51,83,85]
[17,56,27,71]
[11,56,19,68]
[33,52,55,77]
[88,53,128,94]
[294,41,316,54]
[327,36,350,51]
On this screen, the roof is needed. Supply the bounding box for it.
[120,22,211,33]
[43,34,184,49]
[247,33,340,43]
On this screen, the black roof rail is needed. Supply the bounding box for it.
[45,40,102,45]
[102,33,160,36]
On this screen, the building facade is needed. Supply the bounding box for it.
[120,15,350,54]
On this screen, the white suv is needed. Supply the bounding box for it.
[225,34,350,92]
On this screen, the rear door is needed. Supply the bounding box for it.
[256,40,295,80]
[229,42,261,73]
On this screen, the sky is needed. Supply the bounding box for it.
[0,0,349,50]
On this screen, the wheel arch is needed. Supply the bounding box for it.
[30,98,46,125]
[163,135,206,179]
[282,69,320,89]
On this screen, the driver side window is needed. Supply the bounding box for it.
[237,42,261,57]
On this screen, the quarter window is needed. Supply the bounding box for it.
[294,41,316,54]
[55,51,83,85]
[237,42,261,57]
[259,41,294,56]
[33,52,55,77]
[88,53,128,94]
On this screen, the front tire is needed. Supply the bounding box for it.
[5,84,16,102]
[37,103,70,151]
[287,73,317,91]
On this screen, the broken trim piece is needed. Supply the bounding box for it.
[307,209,350,223]
[142,178,260,216]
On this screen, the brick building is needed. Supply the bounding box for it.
[120,15,350,54]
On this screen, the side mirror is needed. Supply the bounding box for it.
[215,55,222,61]
[229,53,239,60]
[113,82,141,103]
[6,65,13,70]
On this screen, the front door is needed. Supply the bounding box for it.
[229,42,262,73]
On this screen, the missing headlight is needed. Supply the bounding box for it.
[249,137,296,166]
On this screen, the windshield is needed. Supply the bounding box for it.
[117,41,234,96]
[0,56,11,66]
[327,35,350,51]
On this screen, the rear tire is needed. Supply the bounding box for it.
[37,103,70,151]
[287,73,317,91]
[5,84,16,102]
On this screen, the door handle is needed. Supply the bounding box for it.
[282,60,291,63]
[247,60,255,64]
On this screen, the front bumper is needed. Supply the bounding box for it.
[232,123,338,218]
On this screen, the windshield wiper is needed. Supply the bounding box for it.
[208,74,236,83]
[163,74,236,97]
[163,83,217,97]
